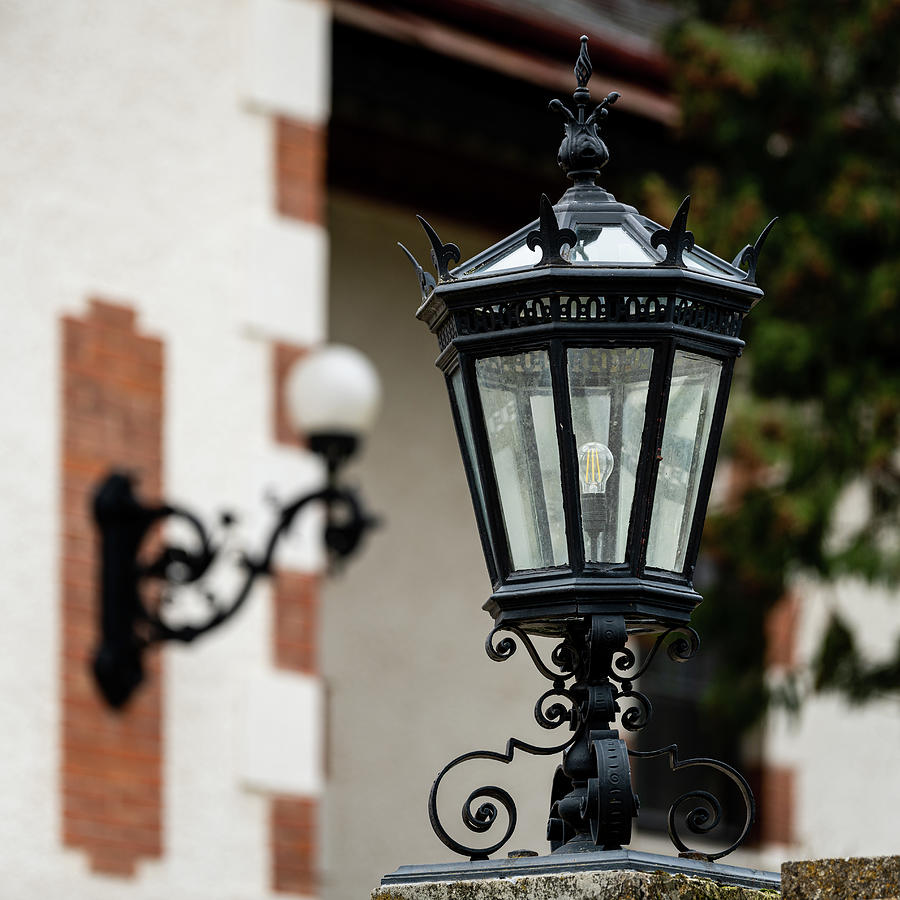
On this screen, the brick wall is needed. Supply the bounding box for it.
[270,101,329,895]
[271,337,322,895]
[61,299,164,876]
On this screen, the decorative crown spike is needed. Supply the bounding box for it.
[416,215,461,283]
[732,217,778,284]
[549,36,621,184]
[526,194,577,267]
[651,196,695,267]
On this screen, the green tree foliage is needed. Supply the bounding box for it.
[639,0,900,732]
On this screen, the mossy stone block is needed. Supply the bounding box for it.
[782,856,900,900]
[372,868,781,900]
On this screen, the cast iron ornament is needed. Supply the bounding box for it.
[651,195,696,267]
[397,241,437,302]
[732,217,778,284]
[428,615,754,860]
[549,35,620,180]
[417,215,461,283]
[527,194,578,267]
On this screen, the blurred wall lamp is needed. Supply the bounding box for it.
[92,345,381,709]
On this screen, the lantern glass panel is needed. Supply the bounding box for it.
[569,225,656,264]
[476,351,567,571]
[567,346,655,563]
[646,351,723,572]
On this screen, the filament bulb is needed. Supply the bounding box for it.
[579,441,614,494]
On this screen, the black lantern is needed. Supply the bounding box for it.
[403,37,775,861]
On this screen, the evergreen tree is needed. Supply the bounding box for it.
[638,0,900,733]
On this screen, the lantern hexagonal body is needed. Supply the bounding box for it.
[417,183,763,637]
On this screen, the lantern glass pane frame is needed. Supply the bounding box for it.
[445,328,736,593]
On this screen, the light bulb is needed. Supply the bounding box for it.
[284,344,382,438]
[578,441,614,494]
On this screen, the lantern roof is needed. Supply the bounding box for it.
[402,35,775,324]
[455,189,748,281]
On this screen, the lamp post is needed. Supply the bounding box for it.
[92,344,380,709]
[402,37,775,860]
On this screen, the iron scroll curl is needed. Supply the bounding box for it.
[429,625,582,860]
[628,743,755,860]
[427,689,582,861]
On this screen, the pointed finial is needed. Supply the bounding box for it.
[549,36,621,183]
[650,196,695,267]
[416,215,461,283]
[398,242,436,301]
[732,217,778,283]
[574,36,592,99]
[526,194,577,267]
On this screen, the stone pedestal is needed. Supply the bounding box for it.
[373,849,780,900]
[374,854,900,900]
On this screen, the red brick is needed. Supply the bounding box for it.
[765,593,799,668]
[61,300,164,876]
[275,117,326,224]
[749,764,795,846]
[89,299,137,329]
[273,571,319,675]
[271,796,318,895]
[272,342,308,447]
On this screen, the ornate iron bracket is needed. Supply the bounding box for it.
[428,615,755,862]
[651,196,695,267]
[429,626,581,860]
[732,217,778,284]
[528,194,577,267]
[629,744,755,861]
[92,439,377,709]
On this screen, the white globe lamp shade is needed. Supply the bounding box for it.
[284,344,382,439]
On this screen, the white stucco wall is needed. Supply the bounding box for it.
[762,576,900,862]
[0,0,329,896]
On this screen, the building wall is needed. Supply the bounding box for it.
[760,575,900,863]
[323,193,571,898]
[0,0,331,895]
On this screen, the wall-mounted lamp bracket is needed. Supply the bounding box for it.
[92,437,376,709]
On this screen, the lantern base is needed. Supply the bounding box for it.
[427,613,755,863]
[484,575,703,638]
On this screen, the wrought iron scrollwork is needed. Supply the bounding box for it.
[607,627,699,733]
[416,215,461,283]
[628,743,755,861]
[485,623,579,685]
[527,194,577,268]
[92,460,376,708]
[610,626,700,684]
[732,217,778,284]
[428,685,581,860]
[652,196,695,267]
[431,616,753,862]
